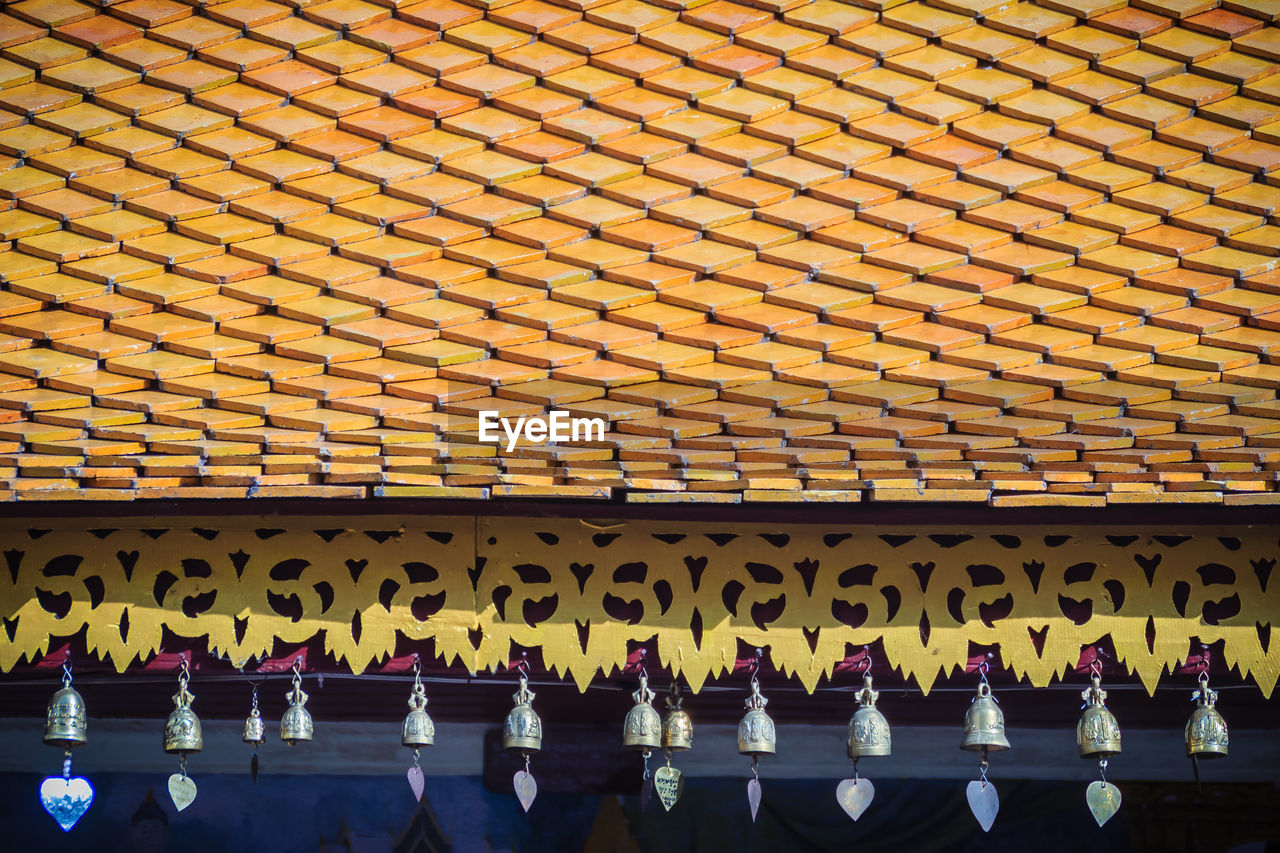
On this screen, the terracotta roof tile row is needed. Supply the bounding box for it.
[0,0,1277,504]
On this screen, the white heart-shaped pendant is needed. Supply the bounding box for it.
[168,773,197,812]
[514,770,537,813]
[407,765,425,802]
[836,777,875,821]
[1086,780,1121,827]
[966,780,999,832]
[747,777,761,822]
[39,775,94,832]
[654,766,683,812]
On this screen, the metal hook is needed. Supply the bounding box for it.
[856,647,873,675]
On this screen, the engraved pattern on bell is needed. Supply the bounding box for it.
[164,706,203,754]
[1077,676,1120,759]
[281,704,314,745]
[848,674,891,759]
[403,677,435,748]
[164,675,203,755]
[623,672,662,750]
[503,674,542,753]
[1186,673,1228,758]
[961,682,1010,752]
[738,679,776,756]
[43,685,87,749]
[663,708,693,752]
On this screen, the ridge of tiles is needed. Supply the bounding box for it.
[0,0,1277,505]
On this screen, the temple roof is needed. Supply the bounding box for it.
[0,0,1277,505]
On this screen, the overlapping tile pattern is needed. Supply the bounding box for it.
[0,0,1277,504]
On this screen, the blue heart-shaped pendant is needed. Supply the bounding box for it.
[40,775,94,832]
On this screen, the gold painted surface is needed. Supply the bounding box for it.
[0,516,1275,696]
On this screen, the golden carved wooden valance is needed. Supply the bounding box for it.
[1,517,1274,697]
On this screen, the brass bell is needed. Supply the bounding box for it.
[280,664,313,746]
[402,670,435,749]
[848,672,891,760]
[43,678,87,750]
[163,668,202,755]
[662,683,692,752]
[1186,672,1228,759]
[961,681,1010,752]
[623,671,662,750]
[738,677,776,756]
[503,673,542,753]
[242,706,265,746]
[1077,675,1121,759]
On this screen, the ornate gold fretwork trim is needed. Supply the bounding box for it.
[1,518,1275,696]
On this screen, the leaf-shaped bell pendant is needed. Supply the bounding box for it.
[280,661,313,746]
[738,677,775,756]
[848,672,891,759]
[1077,674,1121,759]
[961,681,1010,752]
[503,672,542,753]
[163,668,203,756]
[623,671,662,750]
[662,682,692,752]
[44,673,87,750]
[1186,671,1228,759]
[402,669,435,749]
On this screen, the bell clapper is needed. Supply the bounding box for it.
[40,660,95,833]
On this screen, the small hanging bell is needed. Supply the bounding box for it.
[1077,674,1121,759]
[738,676,776,756]
[243,693,265,747]
[503,672,542,753]
[623,671,662,750]
[163,658,201,812]
[39,664,95,832]
[662,682,692,752]
[1186,671,1228,759]
[848,672,891,759]
[163,663,202,755]
[280,661,313,746]
[43,675,88,750]
[402,668,435,749]
[242,681,265,783]
[961,681,1010,752]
